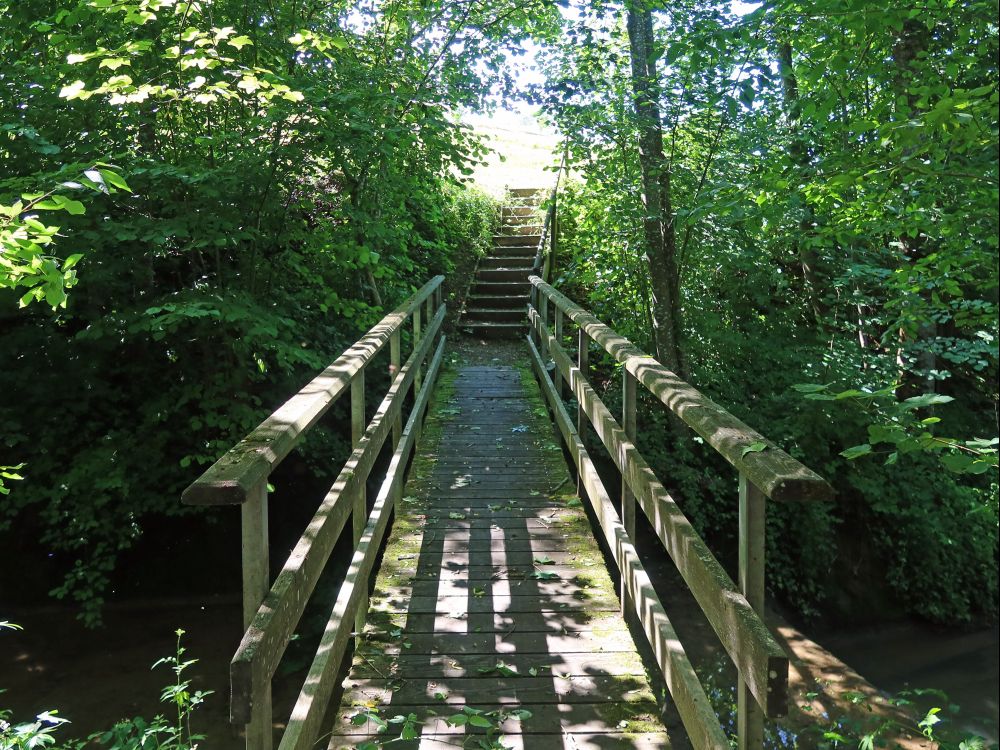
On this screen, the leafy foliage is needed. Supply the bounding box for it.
[0,0,525,622]
[538,0,998,622]
[0,629,209,749]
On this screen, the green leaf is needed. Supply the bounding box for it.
[741,441,767,457]
[901,394,955,411]
[227,35,253,49]
[58,196,86,215]
[792,383,829,393]
[868,424,905,445]
[531,571,559,580]
[59,80,87,99]
[840,444,873,460]
[940,454,974,473]
[98,169,132,192]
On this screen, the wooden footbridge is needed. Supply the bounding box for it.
[182,190,833,750]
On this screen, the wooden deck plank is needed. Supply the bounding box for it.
[328,360,674,749]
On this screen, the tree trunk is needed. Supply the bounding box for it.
[776,40,826,326]
[625,3,685,377]
[892,18,936,397]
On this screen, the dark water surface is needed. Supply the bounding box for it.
[820,621,999,743]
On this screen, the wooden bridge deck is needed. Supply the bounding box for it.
[328,356,672,749]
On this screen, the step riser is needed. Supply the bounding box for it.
[463,309,525,323]
[509,188,542,197]
[460,323,525,340]
[502,206,540,218]
[491,245,537,257]
[480,257,534,270]
[501,214,543,225]
[468,295,529,309]
[472,281,532,295]
[495,235,542,246]
[478,269,532,282]
[500,225,544,236]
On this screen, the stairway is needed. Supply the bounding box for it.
[459,187,543,338]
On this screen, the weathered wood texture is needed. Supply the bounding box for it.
[528,277,833,503]
[278,338,447,750]
[328,359,674,749]
[529,308,789,719]
[230,306,447,727]
[527,337,729,750]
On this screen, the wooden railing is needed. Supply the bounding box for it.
[532,148,567,283]
[182,276,447,750]
[527,276,833,750]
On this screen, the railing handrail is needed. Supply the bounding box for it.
[181,275,444,506]
[181,276,447,750]
[529,276,833,503]
[532,148,568,282]
[526,279,834,750]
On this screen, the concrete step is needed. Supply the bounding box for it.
[468,294,529,309]
[502,214,543,225]
[462,307,524,323]
[477,267,532,282]
[503,206,540,218]
[509,187,543,197]
[480,256,534,270]
[495,234,542,247]
[500,223,544,236]
[458,321,525,339]
[470,280,533,295]
[491,245,537,257]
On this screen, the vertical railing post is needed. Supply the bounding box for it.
[547,196,557,282]
[554,309,565,400]
[621,370,637,616]
[242,481,272,750]
[738,473,766,750]
[576,328,589,496]
[351,369,367,637]
[390,330,402,448]
[529,285,538,347]
[413,306,423,393]
[539,293,550,363]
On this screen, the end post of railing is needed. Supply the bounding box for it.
[738,473,767,750]
[183,475,274,750]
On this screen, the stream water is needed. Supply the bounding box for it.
[819,621,999,743]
